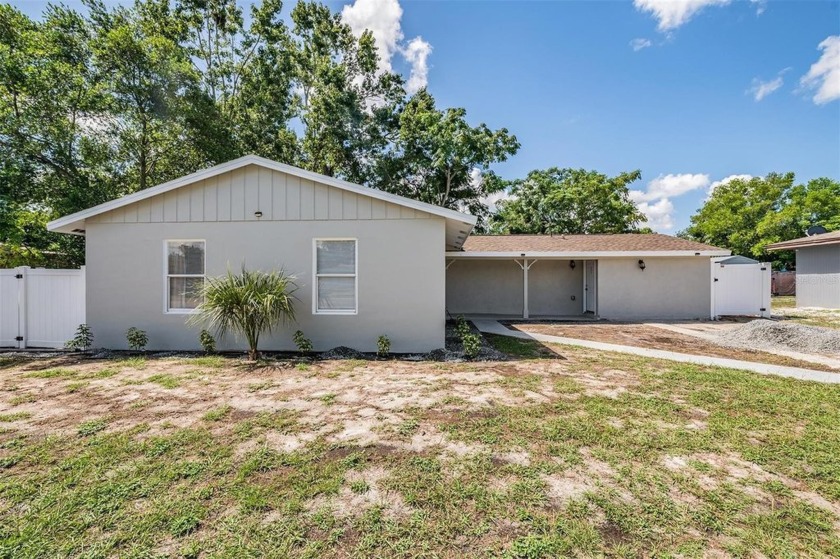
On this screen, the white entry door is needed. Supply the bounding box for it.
[584,260,597,314]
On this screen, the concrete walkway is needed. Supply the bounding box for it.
[473,320,840,384]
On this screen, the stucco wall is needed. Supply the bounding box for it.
[796,245,840,308]
[85,218,445,352]
[445,259,583,316]
[597,257,711,320]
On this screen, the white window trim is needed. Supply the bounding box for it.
[312,238,358,315]
[163,239,206,315]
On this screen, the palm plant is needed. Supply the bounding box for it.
[189,268,298,360]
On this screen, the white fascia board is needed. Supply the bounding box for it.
[47,154,478,234]
[445,250,732,258]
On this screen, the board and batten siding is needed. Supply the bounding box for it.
[796,245,840,308]
[84,165,446,353]
[87,165,431,224]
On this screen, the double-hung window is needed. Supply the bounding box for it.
[314,239,357,314]
[165,240,205,312]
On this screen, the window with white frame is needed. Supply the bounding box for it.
[314,239,357,314]
[165,240,205,312]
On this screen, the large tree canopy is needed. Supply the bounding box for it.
[490,168,648,234]
[0,0,518,267]
[680,174,840,268]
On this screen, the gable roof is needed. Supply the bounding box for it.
[766,230,840,251]
[450,233,729,257]
[47,155,478,250]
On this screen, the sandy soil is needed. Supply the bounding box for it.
[507,322,839,372]
[2,352,838,540]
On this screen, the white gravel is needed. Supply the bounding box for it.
[715,320,840,356]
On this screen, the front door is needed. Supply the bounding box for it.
[584,260,597,314]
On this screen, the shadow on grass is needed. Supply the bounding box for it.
[484,333,565,360]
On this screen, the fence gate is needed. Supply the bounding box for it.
[710,259,771,319]
[0,266,86,349]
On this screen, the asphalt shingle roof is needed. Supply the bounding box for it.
[766,231,840,251]
[460,233,727,253]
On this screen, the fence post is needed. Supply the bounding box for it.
[16,266,29,349]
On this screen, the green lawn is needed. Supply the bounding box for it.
[1,345,839,558]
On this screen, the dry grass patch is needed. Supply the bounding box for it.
[0,346,838,558]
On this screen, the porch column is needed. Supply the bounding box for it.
[515,258,537,319]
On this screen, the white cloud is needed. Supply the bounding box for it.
[341,0,403,73]
[630,173,710,203]
[708,174,753,195]
[633,0,731,31]
[750,0,767,16]
[402,37,432,93]
[748,76,783,101]
[800,35,840,105]
[747,67,790,101]
[630,38,652,52]
[636,198,675,231]
[629,173,709,232]
[341,0,432,92]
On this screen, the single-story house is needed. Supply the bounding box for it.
[48,155,730,352]
[767,231,840,309]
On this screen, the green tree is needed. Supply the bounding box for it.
[0,3,115,266]
[87,0,219,191]
[289,1,404,178]
[176,0,297,162]
[490,168,646,234]
[682,174,839,268]
[366,89,519,225]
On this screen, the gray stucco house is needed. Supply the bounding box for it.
[48,155,730,352]
[767,231,840,309]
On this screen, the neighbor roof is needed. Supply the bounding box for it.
[451,234,729,257]
[47,155,478,250]
[766,230,840,251]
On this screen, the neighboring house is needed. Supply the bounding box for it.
[48,155,730,352]
[767,231,840,309]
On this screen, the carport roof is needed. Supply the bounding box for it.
[450,234,729,257]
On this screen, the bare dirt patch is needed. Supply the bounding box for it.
[509,322,839,372]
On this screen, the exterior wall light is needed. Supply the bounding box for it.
[638,259,646,271]
[569,260,576,269]
[254,211,263,218]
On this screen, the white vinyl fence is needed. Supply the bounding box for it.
[0,266,86,349]
[710,259,771,319]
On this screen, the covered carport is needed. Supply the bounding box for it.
[445,256,591,318]
[445,234,731,321]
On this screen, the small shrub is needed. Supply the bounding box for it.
[377,335,391,358]
[462,333,481,359]
[455,315,471,339]
[199,329,216,353]
[78,419,107,436]
[293,330,313,353]
[126,327,148,351]
[65,324,94,352]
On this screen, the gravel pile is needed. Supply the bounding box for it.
[716,320,840,356]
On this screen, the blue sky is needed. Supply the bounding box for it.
[14,0,840,232]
